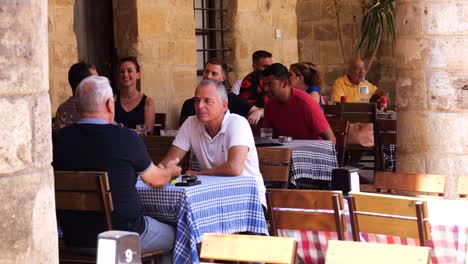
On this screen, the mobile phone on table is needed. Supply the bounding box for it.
[175,175,201,186]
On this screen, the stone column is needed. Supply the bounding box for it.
[0,0,57,263]
[395,1,468,197]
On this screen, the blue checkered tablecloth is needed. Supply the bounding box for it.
[136,175,268,264]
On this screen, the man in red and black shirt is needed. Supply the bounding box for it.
[239,50,273,124]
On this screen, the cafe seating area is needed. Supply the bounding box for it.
[53,99,468,263]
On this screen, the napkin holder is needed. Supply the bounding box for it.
[331,166,360,195]
[97,230,141,264]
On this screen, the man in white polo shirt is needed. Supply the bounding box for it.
[159,79,266,208]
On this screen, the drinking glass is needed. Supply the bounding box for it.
[136,124,147,135]
[260,128,273,139]
[359,85,370,102]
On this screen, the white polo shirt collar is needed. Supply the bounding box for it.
[198,110,231,141]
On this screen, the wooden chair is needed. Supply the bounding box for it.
[457,176,468,198]
[323,104,340,120]
[326,240,431,264]
[199,233,296,264]
[325,103,378,170]
[347,191,430,246]
[375,119,396,171]
[374,171,446,197]
[340,102,377,124]
[327,119,349,166]
[267,189,346,240]
[153,113,166,135]
[55,171,161,264]
[142,136,190,171]
[257,147,292,189]
[340,102,378,164]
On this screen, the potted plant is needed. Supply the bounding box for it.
[325,0,395,71]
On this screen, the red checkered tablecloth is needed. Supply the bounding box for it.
[279,199,468,264]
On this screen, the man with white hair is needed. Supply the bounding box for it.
[160,79,266,208]
[52,75,181,262]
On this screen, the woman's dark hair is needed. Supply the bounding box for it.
[290,62,322,90]
[119,56,141,72]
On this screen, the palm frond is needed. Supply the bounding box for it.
[357,0,395,57]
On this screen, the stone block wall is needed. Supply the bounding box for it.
[48,0,79,116]
[296,0,396,105]
[225,0,299,82]
[49,0,298,127]
[0,0,57,263]
[113,0,197,129]
[395,0,468,197]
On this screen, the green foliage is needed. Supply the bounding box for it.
[358,0,396,57]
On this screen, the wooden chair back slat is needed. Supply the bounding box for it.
[325,240,431,264]
[257,147,292,189]
[268,189,346,239]
[200,233,296,264]
[374,172,446,196]
[274,211,343,232]
[260,167,291,182]
[323,105,341,120]
[55,171,110,191]
[341,112,374,123]
[457,176,468,198]
[54,171,113,230]
[55,192,112,211]
[153,113,166,135]
[269,189,344,209]
[340,102,377,114]
[347,192,430,245]
[142,135,174,148]
[355,215,421,238]
[350,191,429,217]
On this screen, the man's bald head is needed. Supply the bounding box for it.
[346,57,366,85]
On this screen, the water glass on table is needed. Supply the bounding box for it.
[359,85,370,102]
[136,124,147,135]
[260,128,273,139]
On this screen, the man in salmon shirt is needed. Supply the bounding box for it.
[262,63,335,143]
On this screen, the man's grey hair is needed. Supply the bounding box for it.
[196,79,228,103]
[76,75,114,112]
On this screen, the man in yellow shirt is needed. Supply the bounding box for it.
[331,57,381,103]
